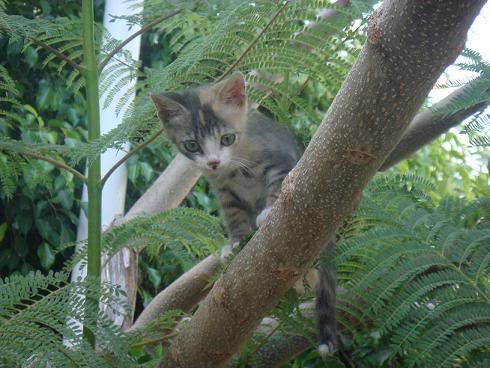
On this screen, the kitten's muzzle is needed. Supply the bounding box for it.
[207,160,220,170]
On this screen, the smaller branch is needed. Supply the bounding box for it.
[380,81,490,170]
[238,303,316,367]
[22,151,86,182]
[100,128,164,188]
[217,1,289,82]
[99,9,182,70]
[30,38,83,71]
[255,334,311,368]
[123,153,201,219]
[127,255,220,332]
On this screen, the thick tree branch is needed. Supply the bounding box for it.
[160,1,485,366]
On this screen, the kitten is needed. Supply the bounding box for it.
[150,73,337,355]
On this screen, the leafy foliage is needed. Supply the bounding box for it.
[0,206,223,367]
[335,176,490,367]
[435,48,490,147]
[64,208,225,276]
[0,271,138,368]
[0,1,95,277]
[1,1,490,367]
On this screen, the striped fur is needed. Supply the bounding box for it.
[151,73,337,354]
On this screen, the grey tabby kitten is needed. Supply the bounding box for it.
[150,73,337,355]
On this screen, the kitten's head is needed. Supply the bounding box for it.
[150,73,248,174]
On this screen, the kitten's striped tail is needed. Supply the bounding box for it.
[316,262,338,357]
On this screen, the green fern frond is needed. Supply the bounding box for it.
[127,0,375,141]
[0,12,61,40]
[0,65,23,126]
[337,176,490,365]
[99,54,142,113]
[469,135,490,147]
[0,152,26,198]
[0,272,137,368]
[432,48,490,148]
[0,137,81,195]
[64,208,225,274]
[0,11,87,91]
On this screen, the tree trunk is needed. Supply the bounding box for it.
[160,1,486,366]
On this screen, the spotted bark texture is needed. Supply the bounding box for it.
[159,1,485,366]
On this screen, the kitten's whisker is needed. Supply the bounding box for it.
[230,159,256,176]
[230,159,250,171]
[234,156,257,167]
[231,159,253,171]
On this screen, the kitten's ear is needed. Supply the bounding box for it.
[214,72,247,110]
[150,93,186,122]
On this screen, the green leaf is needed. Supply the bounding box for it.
[16,212,33,235]
[35,217,60,245]
[37,242,55,269]
[0,222,7,241]
[54,190,73,209]
[14,237,28,258]
[146,266,161,289]
[24,46,38,68]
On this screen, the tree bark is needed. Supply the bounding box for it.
[160,1,486,366]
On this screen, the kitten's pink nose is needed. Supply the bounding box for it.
[207,160,220,170]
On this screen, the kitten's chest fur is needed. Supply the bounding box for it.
[211,163,268,218]
[209,110,301,223]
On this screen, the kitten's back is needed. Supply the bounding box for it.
[245,110,302,165]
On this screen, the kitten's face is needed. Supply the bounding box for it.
[151,73,248,175]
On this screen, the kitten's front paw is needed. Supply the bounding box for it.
[220,241,240,263]
[256,207,272,227]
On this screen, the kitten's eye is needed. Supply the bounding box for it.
[220,133,236,146]
[183,140,200,153]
